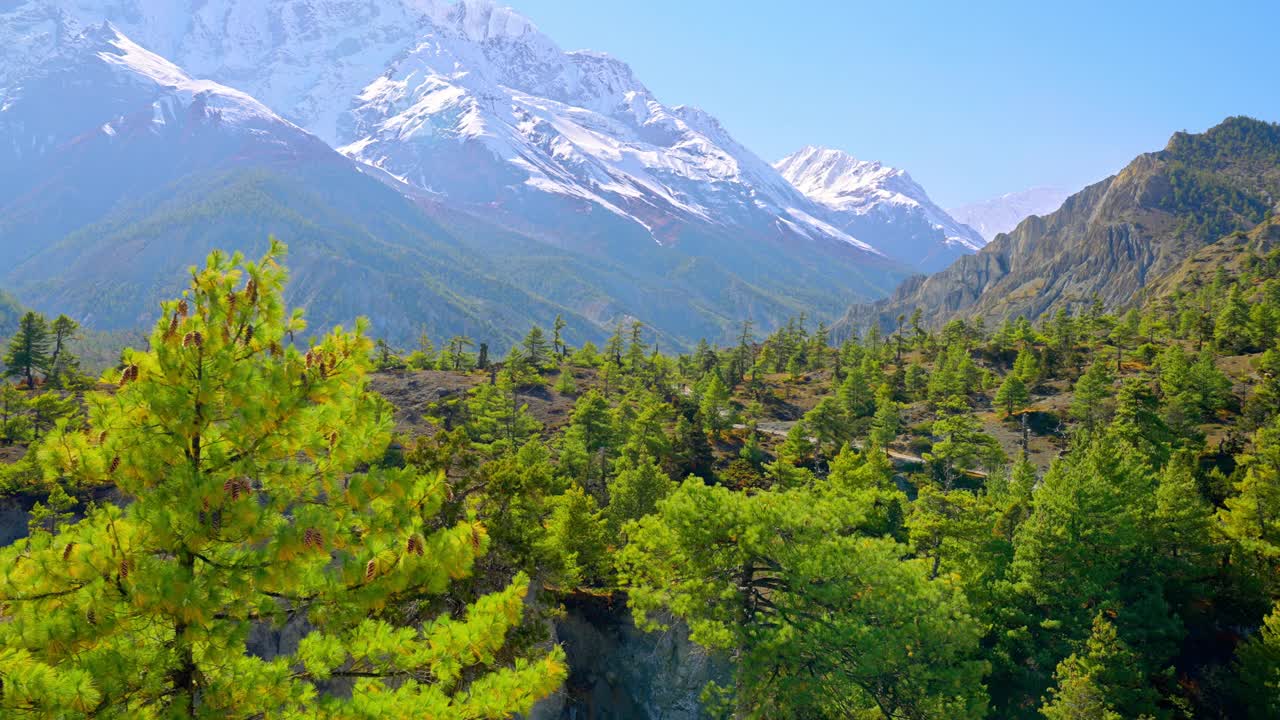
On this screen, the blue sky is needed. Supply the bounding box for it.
[512,0,1280,207]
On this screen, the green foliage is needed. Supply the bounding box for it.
[0,243,564,716]
[618,479,988,719]
[1070,361,1114,431]
[1040,614,1160,720]
[1233,603,1280,719]
[995,371,1031,417]
[3,311,51,388]
[605,453,675,534]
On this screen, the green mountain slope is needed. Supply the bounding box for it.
[842,116,1280,332]
[0,289,22,337]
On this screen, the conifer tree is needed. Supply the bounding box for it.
[0,243,564,717]
[47,314,83,388]
[552,314,568,359]
[522,325,550,369]
[698,372,733,434]
[618,479,989,718]
[1234,602,1280,719]
[605,453,674,533]
[995,372,1031,418]
[1039,614,1160,720]
[1215,283,1253,354]
[0,381,30,444]
[1220,419,1280,591]
[466,366,542,450]
[538,485,609,588]
[3,311,51,388]
[1153,451,1218,608]
[1070,360,1114,432]
[869,384,901,449]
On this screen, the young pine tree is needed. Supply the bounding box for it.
[995,371,1031,418]
[1,243,564,717]
[3,311,51,388]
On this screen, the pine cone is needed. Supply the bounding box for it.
[183,331,204,349]
[227,291,238,316]
[62,542,75,561]
[119,559,130,579]
[86,608,97,626]
[177,299,189,318]
[364,559,377,582]
[223,477,249,501]
[109,456,120,474]
[304,528,324,551]
[406,535,424,557]
[243,325,254,346]
[245,278,258,303]
[167,313,180,339]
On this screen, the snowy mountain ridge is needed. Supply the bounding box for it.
[948,187,1071,242]
[0,0,993,271]
[775,146,986,270]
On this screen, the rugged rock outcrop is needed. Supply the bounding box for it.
[531,593,728,720]
[841,117,1280,332]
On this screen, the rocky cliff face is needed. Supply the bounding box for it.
[531,593,728,720]
[841,117,1280,332]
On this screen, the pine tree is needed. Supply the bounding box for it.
[1219,419,1280,590]
[1002,432,1177,713]
[559,390,616,487]
[25,390,78,440]
[466,366,542,450]
[552,314,568,359]
[605,453,675,533]
[1070,361,1114,432]
[927,396,1005,487]
[46,314,83,388]
[554,366,577,395]
[522,325,550,369]
[698,373,733,434]
[618,479,988,718]
[0,243,564,716]
[538,484,609,588]
[869,384,901,449]
[1153,451,1218,608]
[995,372,1031,418]
[1039,614,1159,720]
[1234,602,1280,719]
[3,311,51,388]
[0,381,30,444]
[1215,283,1253,354]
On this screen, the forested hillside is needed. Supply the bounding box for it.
[3,239,1280,718]
[846,117,1280,333]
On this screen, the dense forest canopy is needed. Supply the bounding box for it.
[2,234,1280,717]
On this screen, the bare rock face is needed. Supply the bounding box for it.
[842,117,1280,332]
[530,593,729,720]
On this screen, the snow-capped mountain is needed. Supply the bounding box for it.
[0,17,609,342]
[776,146,986,272]
[0,15,339,267]
[1,0,925,348]
[0,20,322,163]
[11,0,887,258]
[948,187,1070,242]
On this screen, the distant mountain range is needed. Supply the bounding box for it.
[842,117,1280,333]
[0,0,996,348]
[948,187,1070,243]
